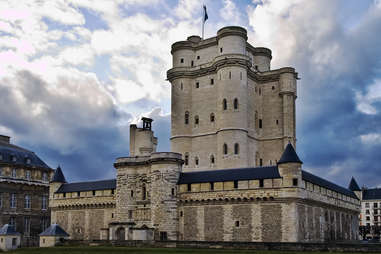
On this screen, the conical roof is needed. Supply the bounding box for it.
[39,224,69,237]
[348,177,361,191]
[0,224,20,235]
[277,143,303,164]
[51,166,66,183]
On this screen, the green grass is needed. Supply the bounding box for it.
[6,246,380,254]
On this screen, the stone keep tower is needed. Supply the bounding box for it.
[167,26,298,172]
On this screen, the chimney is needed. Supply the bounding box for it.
[0,135,10,144]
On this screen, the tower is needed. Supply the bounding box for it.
[167,26,298,172]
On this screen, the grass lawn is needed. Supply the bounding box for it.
[6,246,377,254]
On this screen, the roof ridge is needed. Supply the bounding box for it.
[65,178,116,185]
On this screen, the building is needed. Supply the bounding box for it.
[0,135,53,246]
[349,177,381,239]
[49,26,360,242]
[0,224,21,251]
[39,224,69,247]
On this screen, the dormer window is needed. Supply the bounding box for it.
[42,172,47,182]
[12,169,17,178]
[26,158,31,164]
[25,170,31,180]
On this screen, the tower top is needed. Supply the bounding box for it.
[278,144,303,165]
[348,177,361,191]
[142,117,153,130]
[51,166,67,183]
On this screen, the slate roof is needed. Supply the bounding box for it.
[39,224,69,237]
[348,177,361,191]
[178,166,281,184]
[363,188,381,200]
[56,179,116,193]
[52,166,66,183]
[0,141,50,169]
[0,224,20,235]
[278,143,303,164]
[301,170,358,199]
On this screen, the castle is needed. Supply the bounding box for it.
[49,26,360,242]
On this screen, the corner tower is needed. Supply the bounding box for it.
[167,26,298,172]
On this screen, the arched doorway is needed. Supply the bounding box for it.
[116,227,125,240]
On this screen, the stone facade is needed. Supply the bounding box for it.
[0,135,53,246]
[48,26,360,243]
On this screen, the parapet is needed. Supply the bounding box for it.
[217,26,248,41]
[114,153,183,167]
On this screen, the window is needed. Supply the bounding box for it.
[42,196,47,210]
[9,217,16,228]
[220,47,223,53]
[184,153,189,166]
[234,180,238,189]
[293,178,298,187]
[128,210,133,219]
[171,188,175,196]
[142,185,146,200]
[210,182,214,191]
[42,172,48,182]
[197,56,200,60]
[259,158,263,166]
[41,217,48,231]
[10,193,16,208]
[366,216,370,221]
[234,143,239,155]
[194,115,199,125]
[26,158,31,164]
[184,111,189,125]
[229,71,231,79]
[130,190,134,198]
[223,99,227,110]
[180,211,183,217]
[160,231,168,241]
[24,217,30,236]
[235,221,240,227]
[210,155,215,164]
[12,169,16,178]
[259,88,261,95]
[223,143,228,155]
[255,65,258,71]
[259,179,264,187]
[210,78,214,85]
[195,157,199,166]
[24,195,31,209]
[366,203,370,208]
[272,86,275,90]
[25,170,31,180]
[180,82,183,90]
[240,72,242,80]
[233,98,238,110]
[77,191,80,197]
[276,119,279,125]
[180,58,184,63]
[195,82,199,88]
[210,113,215,122]
[187,184,191,192]
[259,119,262,129]
[375,203,378,208]
[191,60,194,67]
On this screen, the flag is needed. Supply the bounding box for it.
[203,5,208,23]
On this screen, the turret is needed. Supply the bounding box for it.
[49,166,66,201]
[130,117,158,156]
[348,177,362,200]
[277,143,303,187]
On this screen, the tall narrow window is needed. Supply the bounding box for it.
[10,193,16,208]
[184,153,189,166]
[180,58,184,63]
[12,169,16,178]
[195,157,199,166]
[142,185,146,200]
[191,60,194,67]
[180,82,183,90]
[9,217,15,228]
[259,119,262,129]
[234,143,239,155]
[24,217,30,236]
[223,143,228,155]
[293,178,298,187]
[220,47,223,53]
[259,158,263,166]
[171,188,175,196]
[234,98,238,110]
[259,88,261,95]
[259,179,264,187]
[42,196,47,210]
[229,71,231,79]
[210,155,215,164]
[223,99,227,110]
[130,190,134,198]
[42,172,47,181]
[185,111,189,125]
[234,180,238,189]
[210,78,214,85]
[194,115,199,125]
[25,195,31,209]
[25,170,31,180]
[196,82,199,88]
[210,182,214,190]
[210,113,215,122]
[187,184,191,192]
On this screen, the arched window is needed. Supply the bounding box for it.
[185,111,189,125]
[210,155,215,164]
[195,157,199,166]
[234,143,239,155]
[234,98,238,110]
[223,99,227,110]
[194,115,199,125]
[184,153,189,166]
[210,113,215,122]
[223,143,228,155]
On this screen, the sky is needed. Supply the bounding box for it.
[0,0,381,188]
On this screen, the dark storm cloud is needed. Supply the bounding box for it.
[0,70,131,182]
